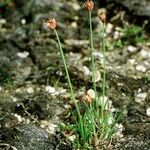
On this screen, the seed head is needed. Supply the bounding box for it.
[84,0,94,11]
[46,18,57,30]
[98,12,106,23]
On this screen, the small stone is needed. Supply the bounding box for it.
[94,70,101,82]
[127,45,137,52]
[26,87,34,94]
[17,51,29,58]
[68,134,76,142]
[83,66,91,76]
[40,120,48,128]
[135,92,147,103]
[146,107,150,117]
[71,21,77,28]
[128,59,136,65]
[21,18,26,25]
[48,123,58,134]
[15,88,22,93]
[64,104,72,109]
[72,3,80,11]
[136,65,147,72]
[14,114,22,122]
[113,31,119,39]
[0,86,2,91]
[117,124,124,132]
[140,48,150,58]
[45,86,56,94]
[106,23,113,34]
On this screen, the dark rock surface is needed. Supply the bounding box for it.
[108,0,150,17]
[0,124,56,150]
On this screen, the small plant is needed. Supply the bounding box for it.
[122,24,145,46]
[45,1,126,149]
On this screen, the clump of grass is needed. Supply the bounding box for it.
[45,1,127,149]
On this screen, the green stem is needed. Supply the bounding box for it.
[54,28,84,141]
[89,11,96,92]
[102,23,106,104]
[101,22,106,137]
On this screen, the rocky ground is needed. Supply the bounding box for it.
[0,0,150,149]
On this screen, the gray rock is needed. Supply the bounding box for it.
[108,0,150,17]
[0,124,56,150]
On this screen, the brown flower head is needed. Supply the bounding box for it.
[46,18,57,30]
[98,11,106,23]
[83,89,95,103]
[84,0,94,11]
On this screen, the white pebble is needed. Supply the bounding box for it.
[83,66,91,76]
[113,31,119,39]
[106,23,113,34]
[127,45,137,52]
[17,51,29,58]
[71,21,77,28]
[40,120,48,128]
[48,123,58,134]
[0,86,2,91]
[95,70,101,82]
[146,107,150,117]
[68,134,76,142]
[135,92,147,103]
[21,18,26,25]
[140,48,150,58]
[14,114,22,122]
[26,87,34,94]
[128,59,136,65]
[45,86,56,94]
[0,18,6,24]
[136,65,147,72]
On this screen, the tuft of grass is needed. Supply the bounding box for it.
[45,1,134,149]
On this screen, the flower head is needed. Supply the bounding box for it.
[98,11,106,23]
[46,18,57,30]
[84,0,94,11]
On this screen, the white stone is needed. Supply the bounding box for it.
[106,23,113,34]
[71,21,77,28]
[17,51,29,58]
[127,45,137,52]
[113,31,119,39]
[146,107,150,117]
[0,86,2,91]
[140,48,150,58]
[94,70,101,82]
[83,66,91,76]
[64,104,72,109]
[15,88,22,93]
[136,65,147,72]
[26,87,34,94]
[14,114,22,122]
[68,134,76,142]
[21,18,26,25]
[93,52,103,59]
[135,92,147,103]
[72,3,80,11]
[48,123,58,134]
[40,120,48,128]
[128,59,136,65]
[0,18,6,24]
[45,86,56,94]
